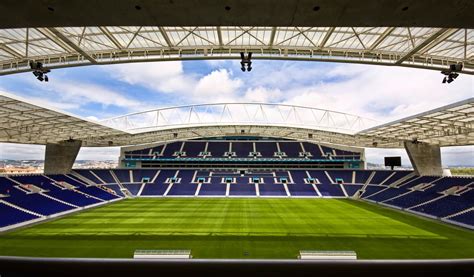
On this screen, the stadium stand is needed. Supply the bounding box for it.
[1,168,473,230]
[140,169,175,196]
[198,177,227,196]
[0,202,39,228]
[449,209,474,226]
[167,170,198,196]
[123,140,361,162]
[182,141,206,157]
[1,138,473,230]
[256,142,278,158]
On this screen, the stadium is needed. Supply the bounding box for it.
[0,0,473,276]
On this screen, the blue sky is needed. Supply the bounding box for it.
[0,60,473,166]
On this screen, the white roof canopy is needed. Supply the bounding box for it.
[0,92,127,145]
[358,98,474,146]
[1,26,473,75]
[0,91,472,148]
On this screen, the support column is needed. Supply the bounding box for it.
[404,141,442,176]
[44,140,82,175]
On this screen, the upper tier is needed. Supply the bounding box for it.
[121,139,363,169]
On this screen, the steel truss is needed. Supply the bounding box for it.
[1,27,473,75]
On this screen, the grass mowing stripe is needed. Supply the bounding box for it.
[0,198,473,259]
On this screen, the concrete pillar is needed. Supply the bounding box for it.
[44,140,82,174]
[404,141,443,176]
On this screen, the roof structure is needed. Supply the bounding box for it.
[358,98,474,146]
[100,103,380,135]
[0,91,472,148]
[1,26,473,76]
[0,92,127,146]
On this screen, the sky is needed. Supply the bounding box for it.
[0,60,473,166]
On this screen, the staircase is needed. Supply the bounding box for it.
[381,190,413,203]
[444,207,474,219]
[390,172,417,187]
[0,199,43,217]
[109,170,128,196]
[408,194,447,210]
[70,172,97,186]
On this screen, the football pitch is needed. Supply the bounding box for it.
[0,198,473,259]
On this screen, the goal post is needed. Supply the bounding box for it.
[298,250,357,260]
[133,250,192,259]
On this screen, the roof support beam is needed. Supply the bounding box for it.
[25,28,29,58]
[99,26,123,50]
[269,27,277,48]
[351,27,366,49]
[216,26,223,48]
[296,27,318,48]
[418,28,459,55]
[48,28,98,64]
[36,28,76,53]
[38,28,97,64]
[395,28,452,65]
[158,27,173,48]
[0,43,24,59]
[125,26,142,48]
[319,27,335,48]
[368,27,395,50]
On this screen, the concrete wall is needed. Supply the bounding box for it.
[404,141,443,176]
[2,0,473,28]
[44,140,82,174]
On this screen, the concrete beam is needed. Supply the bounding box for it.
[44,140,82,175]
[1,0,473,28]
[404,141,443,176]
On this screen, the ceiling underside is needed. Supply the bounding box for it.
[1,26,473,75]
[0,92,472,148]
[1,0,473,28]
[0,92,127,145]
[358,98,474,146]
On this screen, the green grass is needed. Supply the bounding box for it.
[450,167,474,176]
[0,198,473,259]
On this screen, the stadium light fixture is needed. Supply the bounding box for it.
[30,61,50,82]
[240,52,253,72]
[441,63,462,84]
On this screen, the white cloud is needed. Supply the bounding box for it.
[106,60,468,124]
[205,59,231,68]
[0,144,45,160]
[280,64,473,121]
[85,116,99,121]
[242,87,283,102]
[77,147,120,160]
[106,61,194,93]
[193,69,243,102]
[23,95,81,111]
[106,62,246,103]
[3,73,147,115]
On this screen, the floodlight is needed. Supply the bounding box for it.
[441,64,462,84]
[30,61,51,82]
[239,52,253,72]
